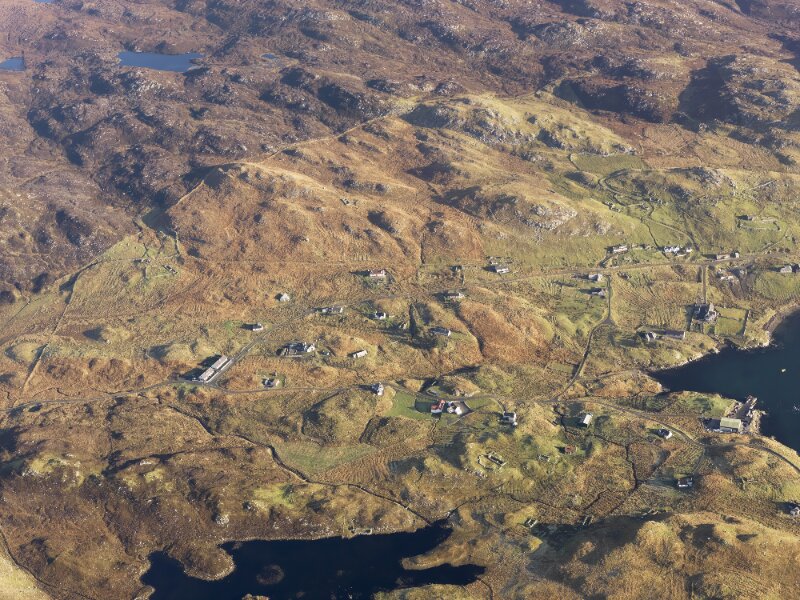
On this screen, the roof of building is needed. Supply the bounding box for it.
[720,417,742,430]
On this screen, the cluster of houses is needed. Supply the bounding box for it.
[191,355,233,384]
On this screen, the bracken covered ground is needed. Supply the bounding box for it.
[1,0,800,598]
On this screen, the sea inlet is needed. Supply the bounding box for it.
[655,309,800,452]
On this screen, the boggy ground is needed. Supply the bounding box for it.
[1,0,800,598]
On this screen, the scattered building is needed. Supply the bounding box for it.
[523,517,539,530]
[371,382,385,396]
[693,302,718,324]
[563,445,577,455]
[350,349,368,359]
[590,288,607,298]
[367,269,387,279]
[641,331,658,343]
[588,273,604,282]
[443,290,465,300]
[500,411,518,426]
[192,355,232,384]
[250,323,265,332]
[611,244,629,254]
[431,399,447,415]
[779,264,796,274]
[657,428,673,439]
[719,417,743,433]
[492,264,510,274]
[578,413,593,428]
[263,377,280,388]
[431,399,467,416]
[663,245,681,254]
[676,476,694,489]
[788,502,800,517]
[279,342,316,357]
[373,311,388,320]
[430,326,452,337]
[715,253,731,260]
[662,329,687,341]
[447,402,466,416]
[319,306,344,315]
[277,293,291,302]
[486,452,506,467]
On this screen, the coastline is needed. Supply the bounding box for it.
[765,301,800,336]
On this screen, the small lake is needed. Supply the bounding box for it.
[118,51,203,73]
[141,521,484,599]
[655,310,800,451]
[0,57,24,72]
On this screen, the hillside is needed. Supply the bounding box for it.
[1,0,800,598]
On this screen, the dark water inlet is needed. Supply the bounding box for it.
[118,51,203,73]
[654,310,800,452]
[141,521,484,599]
